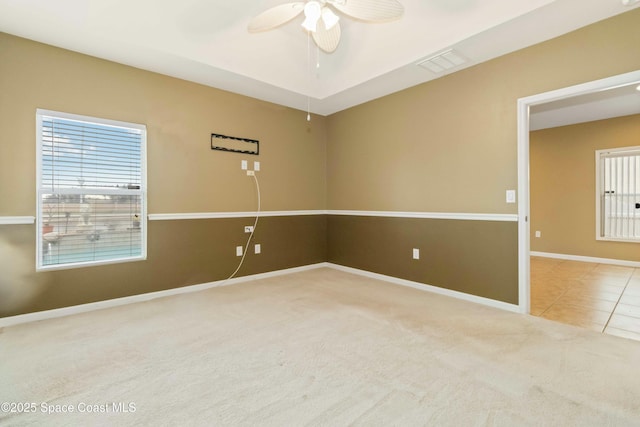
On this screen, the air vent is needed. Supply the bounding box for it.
[417,49,468,74]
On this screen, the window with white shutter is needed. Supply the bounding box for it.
[36,109,146,270]
[596,146,640,243]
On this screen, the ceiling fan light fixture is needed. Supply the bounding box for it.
[321,7,340,30]
[250,0,404,52]
[302,1,322,32]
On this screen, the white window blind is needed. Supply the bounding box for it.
[36,109,147,270]
[596,146,640,242]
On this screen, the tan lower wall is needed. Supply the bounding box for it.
[2,213,519,318]
[327,216,519,304]
[530,114,640,262]
[0,215,327,317]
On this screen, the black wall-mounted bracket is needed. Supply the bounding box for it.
[211,133,259,155]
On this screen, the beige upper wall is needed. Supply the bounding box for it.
[326,9,640,214]
[530,114,640,261]
[0,33,327,216]
[2,8,639,217]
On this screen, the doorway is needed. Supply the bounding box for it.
[516,69,640,317]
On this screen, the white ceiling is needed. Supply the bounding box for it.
[530,82,640,131]
[0,0,638,117]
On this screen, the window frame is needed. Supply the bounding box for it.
[595,145,640,243]
[35,109,147,271]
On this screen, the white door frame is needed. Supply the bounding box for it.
[516,70,640,314]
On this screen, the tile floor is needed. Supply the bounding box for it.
[531,256,640,342]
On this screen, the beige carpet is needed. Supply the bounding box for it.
[1,268,640,426]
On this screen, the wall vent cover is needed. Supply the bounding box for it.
[417,49,468,74]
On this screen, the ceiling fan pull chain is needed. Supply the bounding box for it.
[307,32,312,122]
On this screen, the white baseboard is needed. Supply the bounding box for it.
[326,263,521,313]
[1,261,521,328]
[0,263,330,328]
[530,251,640,268]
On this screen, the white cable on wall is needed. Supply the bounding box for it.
[226,172,261,281]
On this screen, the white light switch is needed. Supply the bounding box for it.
[254,244,261,254]
[236,246,243,256]
[412,248,420,260]
[241,160,248,170]
[506,190,516,204]
[535,231,541,238]
[254,161,260,171]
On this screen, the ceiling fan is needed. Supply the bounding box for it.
[248,0,404,53]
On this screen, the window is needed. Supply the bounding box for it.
[596,146,640,242]
[36,109,146,270]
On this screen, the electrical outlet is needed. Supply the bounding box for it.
[247,170,255,176]
[412,248,420,260]
[236,246,243,256]
[254,161,260,171]
[241,160,248,170]
[254,244,261,254]
[244,226,254,233]
[535,231,541,238]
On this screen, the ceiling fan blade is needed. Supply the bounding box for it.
[248,2,305,33]
[330,0,404,22]
[312,20,341,53]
